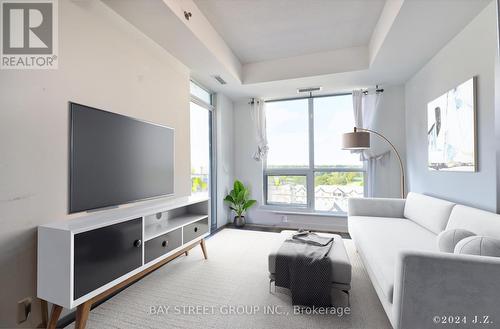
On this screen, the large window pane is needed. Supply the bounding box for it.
[190,102,210,195]
[314,95,363,168]
[266,99,309,168]
[267,175,307,206]
[314,172,364,212]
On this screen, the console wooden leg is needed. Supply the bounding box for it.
[75,301,91,329]
[40,299,49,328]
[185,250,189,256]
[47,304,62,329]
[200,239,208,259]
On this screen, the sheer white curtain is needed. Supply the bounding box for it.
[352,90,384,197]
[250,99,268,161]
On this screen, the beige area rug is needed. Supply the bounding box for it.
[67,228,391,329]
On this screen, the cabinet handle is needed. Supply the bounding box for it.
[162,240,168,247]
[194,227,198,232]
[133,239,142,248]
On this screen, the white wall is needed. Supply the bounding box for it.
[215,93,235,228]
[0,1,190,327]
[405,2,497,212]
[368,85,407,198]
[233,86,406,232]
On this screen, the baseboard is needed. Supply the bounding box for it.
[224,223,351,239]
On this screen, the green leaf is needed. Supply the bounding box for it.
[237,190,245,203]
[243,199,257,210]
[234,180,244,193]
[230,189,238,200]
[224,195,235,204]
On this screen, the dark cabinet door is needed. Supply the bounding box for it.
[74,218,142,299]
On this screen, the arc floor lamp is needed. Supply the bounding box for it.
[342,127,406,198]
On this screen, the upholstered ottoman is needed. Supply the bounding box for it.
[268,230,352,304]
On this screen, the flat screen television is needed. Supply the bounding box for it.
[69,102,174,213]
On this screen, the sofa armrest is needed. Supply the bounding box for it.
[348,197,406,218]
[393,250,500,329]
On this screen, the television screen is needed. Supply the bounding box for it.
[70,103,174,213]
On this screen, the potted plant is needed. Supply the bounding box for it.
[224,180,257,228]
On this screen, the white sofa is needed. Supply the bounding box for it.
[348,192,500,329]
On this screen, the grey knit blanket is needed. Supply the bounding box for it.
[274,232,334,306]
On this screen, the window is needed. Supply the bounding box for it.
[266,175,307,206]
[264,94,365,214]
[190,102,210,195]
[189,81,213,196]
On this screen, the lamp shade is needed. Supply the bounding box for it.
[342,131,370,150]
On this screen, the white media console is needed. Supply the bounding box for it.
[37,196,210,329]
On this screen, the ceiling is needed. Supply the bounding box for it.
[193,0,386,64]
[103,0,494,100]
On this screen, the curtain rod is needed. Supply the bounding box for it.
[363,85,384,95]
[263,92,352,103]
[249,86,384,104]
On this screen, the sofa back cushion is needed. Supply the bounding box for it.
[446,205,500,239]
[404,192,455,234]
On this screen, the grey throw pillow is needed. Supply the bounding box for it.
[437,228,475,253]
[454,236,500,257]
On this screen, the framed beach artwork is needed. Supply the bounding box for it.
[427,77,476,172]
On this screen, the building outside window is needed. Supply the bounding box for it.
[264,94,365,214]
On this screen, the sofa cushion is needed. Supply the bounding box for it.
[446,205,500,239]
[454,236,500,257]
[348,197,406,218]
[404,192,455,234]
[349,216,437,303]
[437,229,475,253]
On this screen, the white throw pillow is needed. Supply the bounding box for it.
[437,229,475,253]
[454,236,500,257]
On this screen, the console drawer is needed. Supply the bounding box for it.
[73,218,142,300]
[144,228,182,263]
[183,217,209,243]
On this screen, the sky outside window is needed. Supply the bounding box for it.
[266,99,309,168]
[314,95,363,168]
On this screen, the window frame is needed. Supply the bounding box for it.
[190,80,214,107]
[189,80,217,231]
[263,93,367,215]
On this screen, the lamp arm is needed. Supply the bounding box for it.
[355,127,406,198]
